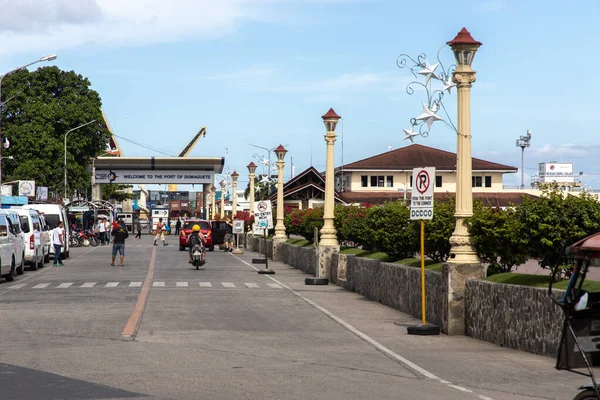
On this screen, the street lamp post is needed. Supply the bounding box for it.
[231,171,239,217]
[516,130,532,189]
[272,145,287,261]
[64,120,96,202]
[247,162,257,217]
[211,186,216,219]
[0,54,57,206]
[220,180,226,219]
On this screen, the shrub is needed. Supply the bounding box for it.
[284,207,324,242]
[335,204,371,247]
[365,200,417,260]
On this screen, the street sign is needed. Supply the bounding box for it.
[254,200,273,229]
[410,167,435,220]
[233,219,245,234]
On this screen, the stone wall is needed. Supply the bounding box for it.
[282,243,316,275]
[466,280,564,357]
[339,256,445,327]
[247,236,273,259]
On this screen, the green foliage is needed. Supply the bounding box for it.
[467,201,529,275]
[102,184,137,202]
[420,196,455,263]
[335,204,372,247]
[245,176,276,201]
[1,66,111,196]
[486,272,600,292]
[516,185,600,274]
[364,201,417,260]
[284,207,324,243]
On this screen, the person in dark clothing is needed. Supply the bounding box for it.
[111,222,129,267]
[135,219,142,239]
[224,216,233,252]
[175,218,182,235]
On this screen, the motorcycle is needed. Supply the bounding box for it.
[191,244,205,270]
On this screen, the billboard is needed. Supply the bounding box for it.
[95,170,213,185]
[539,162,574,183]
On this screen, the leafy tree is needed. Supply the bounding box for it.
[102,184,137,202]
[365,200,417,260]
[467,201,529,275]
[420,196,455,262]
[1,66,111,197]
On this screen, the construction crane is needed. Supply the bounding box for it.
[168,127,207,192]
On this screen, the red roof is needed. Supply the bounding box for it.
[447,27,482,46]
[339,143,516,172]
[322,108,341,120]
[275,144,287,153]
[231,171,239,177]
[247,162,257,168]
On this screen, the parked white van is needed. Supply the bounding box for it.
[38,214,52,263]
[5,210,26,275]
[14,208,46,270]
[0,209,27,281]
[22,204,70,259]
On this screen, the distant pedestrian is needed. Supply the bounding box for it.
[135,219,142,239]
[154,217,168,246]
[97,218,107,245]
[53,221,65,266]
[111,221,129,267]
[176,218,181,235]
[224,216,233,252]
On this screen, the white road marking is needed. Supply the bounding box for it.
[57,283,73,289]
[81,282,96,288]
[199,282,212,287]
[153,281,165,287]
[176,282,188,287]
[478,396,494,400]
[267,283,282,289]
[221,282,235,288]
[244,282,259,288]
[8,283,27,289]
[232,254,495,400]
[129,282,143,287]
[33,283,50,289]
[105,282,119,288]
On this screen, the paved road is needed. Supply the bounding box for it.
[0,236,593,399]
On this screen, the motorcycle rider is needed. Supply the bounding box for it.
[187,224,206,265]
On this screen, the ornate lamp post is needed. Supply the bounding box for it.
[211,185,216,219]
[247,162,257,217]
[516,130,532,190]
[231,171,239,216]
[272,145,287,261]
[220,180,226,219]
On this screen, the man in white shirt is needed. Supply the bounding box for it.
[97,218,107,245]
[53,221,65,266]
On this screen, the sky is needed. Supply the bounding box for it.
[0,0,599,192]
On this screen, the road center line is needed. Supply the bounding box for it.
[122,246,156,339]
[232,254,492,399]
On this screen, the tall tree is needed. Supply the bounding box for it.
[1,66,111,197]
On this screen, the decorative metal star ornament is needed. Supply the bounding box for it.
[443,75,455,94]
[415,102,443,129]
[403,127,420,143]
[261,158,270,166]
[417,60,440,85]
[260,175,270,185]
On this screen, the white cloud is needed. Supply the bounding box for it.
[533,143,600,158]
[0,0,277,56]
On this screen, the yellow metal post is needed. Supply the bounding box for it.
[421,219,426,325]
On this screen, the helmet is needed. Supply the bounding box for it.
[192,224,201,232]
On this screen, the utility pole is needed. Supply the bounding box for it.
[515,129,532,189]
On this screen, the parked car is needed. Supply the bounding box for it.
[0,210,26,282]
[38,214,52,263]
[1,210,25,276]
[210,220,228,250]
[22,204,70,259]
[14,208,46,270]
[179,219,213,251]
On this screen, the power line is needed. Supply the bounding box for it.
[111,133,176,157]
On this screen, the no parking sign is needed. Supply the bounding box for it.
[410,167,435,220]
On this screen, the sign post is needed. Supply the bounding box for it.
[405,167,440,336]
[232,219,244,254]
[252,200,275,274]
[305,227,328,285]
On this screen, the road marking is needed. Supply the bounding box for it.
[478,396,494,400]
[122,246,157,338]
[105,282,119,288]
[129,282,142,287]
[232,254,494,399]
[33,283,50,289]
[245,282,259,288]
[57,283,73,288]
[176,282,188,287]
[153,281,165,287]
[81,282,96,288]
[267,283,282,289]
[199,282,212,287]
[8,283,27,289]
[221,282,235,288]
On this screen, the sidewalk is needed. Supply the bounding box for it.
[234,250,592,400]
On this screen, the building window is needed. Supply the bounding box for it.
[361,176,368,187]
[386,176,394,187]
[371,176,377,187]
[485,176,492,188]
[436,176,442,187]
[371,175,384,187]
[472,176,482,187]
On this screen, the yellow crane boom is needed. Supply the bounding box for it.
[168,127,207,192]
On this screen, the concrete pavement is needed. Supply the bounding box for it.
[0,235,592,399]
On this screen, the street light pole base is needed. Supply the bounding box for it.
[257,269,275,275]
[305,277,328,285]
[405,323,440,336]
[232,249,243,254]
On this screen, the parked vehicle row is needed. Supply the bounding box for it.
[0,204,70,283]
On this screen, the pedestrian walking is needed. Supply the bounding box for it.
[153,217,168,246]
[53,221,65,266]
[97,218,106,245]
[175,218,181,235]
[111,221,129,267]
[135,219,142,239]
[224,216,233,252]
